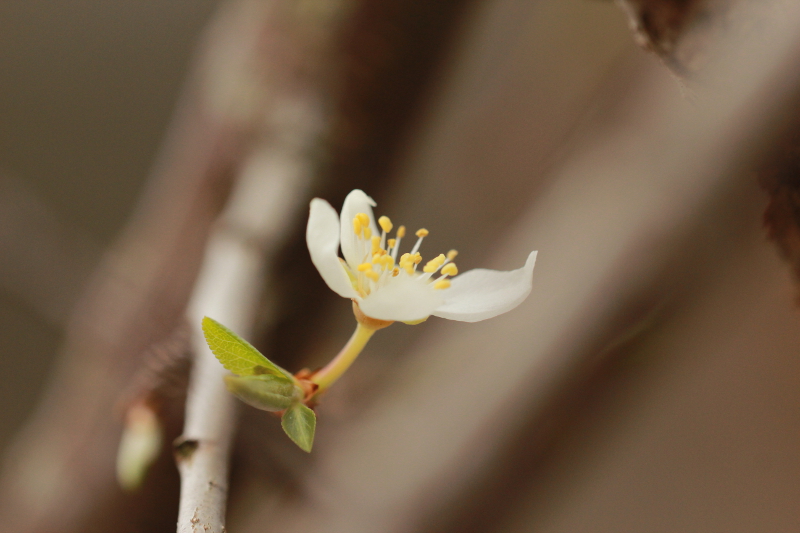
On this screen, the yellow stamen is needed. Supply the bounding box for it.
[378,216,393,233]
[422,254,446,273]
[357,213,370,227]
[353,217,362,236]
[404,265,415,275]
[357,263,373,272]
[371,235,381,254]
[441,263,458,277]
[415,228,429,238]
[414,253,422,264]
[397,226,406,238]
[388,238,396,249]
[363,227,372,240]
[434,279,451,290]
[381,255,395,269]
[447,249,458,261]
[365,270,380,282]
[392,268,399,277]
[372,253,384,263]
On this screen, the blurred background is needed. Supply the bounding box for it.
[0,0,218,444]
[1,0,800,531]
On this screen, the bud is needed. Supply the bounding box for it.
[117,401,162,491]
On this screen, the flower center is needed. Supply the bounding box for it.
[350,213,458,297]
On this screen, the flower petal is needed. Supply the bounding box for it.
[340,189,379,268]
[432,251,537,322]
[307,198,358,299]
[358,276,445,322]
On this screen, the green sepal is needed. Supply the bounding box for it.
[224,374,302,412]
[281,402,316,453]
[202,317,293,380]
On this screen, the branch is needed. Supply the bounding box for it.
[172,0,350,525]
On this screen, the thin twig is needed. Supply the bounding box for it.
[175,141,320,531]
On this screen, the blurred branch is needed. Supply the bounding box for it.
[614,0,800,297]
[757,108,800,297]
[614,0,786,80]
[614,0,714,76]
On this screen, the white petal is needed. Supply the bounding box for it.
[307,198,358,299]
[339,189,379,268]
[358,276,445,322]
[432,251,537,322]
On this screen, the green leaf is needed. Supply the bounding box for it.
[224,374,301,412]
[281,403,316,453]
[202,317,292,379]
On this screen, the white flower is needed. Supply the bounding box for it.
[306,189,537,323]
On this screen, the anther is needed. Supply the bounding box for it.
[365,270,380,282]
[371,235,381,254]
[396,226,406,238]
[363,227,372,240]
[422,254,446,273]
[441,263,458,277]
[399,252,416,274]
[378,216,393,233]
[392,268,400,277]
[387,238,396,249]
[434,279,451,290]
[353,217,362,236]
[357,263,373,272]
[447,249,458,261]
[410,230,427,255]
[357,213,370,227]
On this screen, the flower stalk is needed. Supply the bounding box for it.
[311,302,393,392]
[311,323,375,391]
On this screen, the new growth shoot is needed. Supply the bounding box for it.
[203,189,537,452]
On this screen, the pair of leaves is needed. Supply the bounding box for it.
[202,317,316,452]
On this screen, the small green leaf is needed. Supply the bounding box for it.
[281,403,316,453]
[202,317,292,379]
[224,374,301,412]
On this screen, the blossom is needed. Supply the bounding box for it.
[306,189,537,323]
